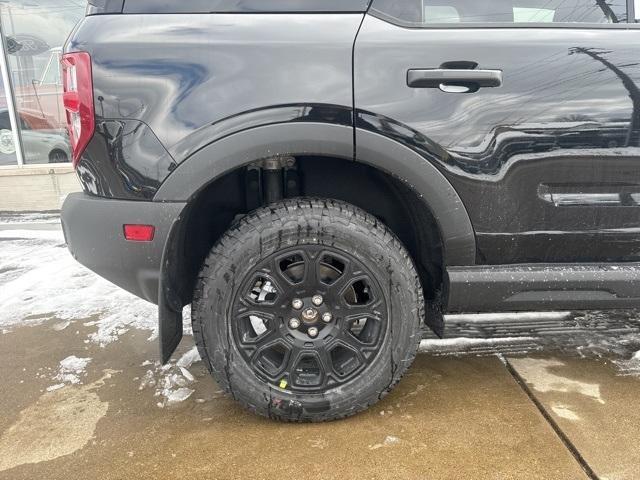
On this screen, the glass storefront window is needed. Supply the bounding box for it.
[0,1,84,165]
[0,75,19,166]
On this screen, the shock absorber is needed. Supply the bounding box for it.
[258,156,296,204]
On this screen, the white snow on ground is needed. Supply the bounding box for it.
[0,228,191,345]
[445,312,572,323]
[138,348,201,407]
[419,336,537,353]
[0,224,197,407]
[369,435,402,450]
[614,350,640,376]
[176,346,200,368]
[0,213,60,225]
[47,355,92,391]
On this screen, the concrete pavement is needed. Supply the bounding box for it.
[2,218,640,479]
[0,321,591,480]
[509,356,640,480]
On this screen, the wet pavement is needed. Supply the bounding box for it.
[0,324,589,480]
[509,356,640,480]
[1,216,640,480]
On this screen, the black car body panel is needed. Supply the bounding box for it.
[87,0,372,15]
[354,15,640,265]
[77,119,176,199]
[67,13,362,199]
[61,1,640,362]
[61,193,186,303]
[123,0,372,14]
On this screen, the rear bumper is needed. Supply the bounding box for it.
[61,193,186,304]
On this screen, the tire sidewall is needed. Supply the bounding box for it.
[193,201,422,420]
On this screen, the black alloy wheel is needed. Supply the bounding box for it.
[192,199,424,421]
[232,245,388,393]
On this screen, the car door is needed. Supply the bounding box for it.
[354,0,640,265]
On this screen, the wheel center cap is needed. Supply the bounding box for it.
[301,308,319,323]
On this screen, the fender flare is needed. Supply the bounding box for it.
[154,122,476,361]
[155,122,476,265]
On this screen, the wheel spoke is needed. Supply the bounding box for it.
[341,299,384,320]
[250,339,291,380]
[338,326,368,349]
[301,249,320,287]
[252,326,282,350]
[286,347,331,388]
[328,340,364,378]
[325,272,351,300]
[315,347,335,383]
[341,310,386,348]
[248,303,282,318]
[270,252,306,287]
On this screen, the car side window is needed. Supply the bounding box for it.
[0,111,9,130]
[371,0,629,26]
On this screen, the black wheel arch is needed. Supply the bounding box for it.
[155,122,476,362]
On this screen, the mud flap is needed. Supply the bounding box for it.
[158,216,185,364]
[425,302,445,338]
[159,288,183,364]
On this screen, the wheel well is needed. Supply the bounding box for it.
[174,156,444,308]
[49,148,68,163]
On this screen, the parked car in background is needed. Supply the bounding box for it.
[61,0,640,422]
[0,108,70,165]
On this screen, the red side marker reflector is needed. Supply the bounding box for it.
[123,224,155,242]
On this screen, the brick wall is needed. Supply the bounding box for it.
[0,165,81,212]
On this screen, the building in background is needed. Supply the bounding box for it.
[0,0,84,211]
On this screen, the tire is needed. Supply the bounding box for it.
[192,199,424,421]
[49,149,69,164]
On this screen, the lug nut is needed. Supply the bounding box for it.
[289,318,301,329]
[312,295,324,306]
[308,327,319,338]
[322,312,332,323]
[292,299,303,310]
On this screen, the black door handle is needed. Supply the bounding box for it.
[407,69,503,92]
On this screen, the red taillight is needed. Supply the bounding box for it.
[124,225,155,242]
[61,52,94,168]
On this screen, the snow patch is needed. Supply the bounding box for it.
[0,213,60,224]
[138,350,202,408]
[419,336,536,353]
[51,320,72,331]
[176,347,201,369]
[0,228,191,346]
[51,356,92,387]
[614,350,640,377]
[165,387,194,405]
[46,383,65,392]
[369,436,402,450]
[383,435,401,445]
[445,312,571,323]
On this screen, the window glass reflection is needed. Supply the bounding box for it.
[0,76,18,166]
[375,0,628,25]
[0,1,84,164]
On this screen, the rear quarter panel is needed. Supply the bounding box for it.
[66,13,362,162]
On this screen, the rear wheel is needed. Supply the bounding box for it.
[192,199,424,421]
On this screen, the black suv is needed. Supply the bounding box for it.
[61,0,640,421]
